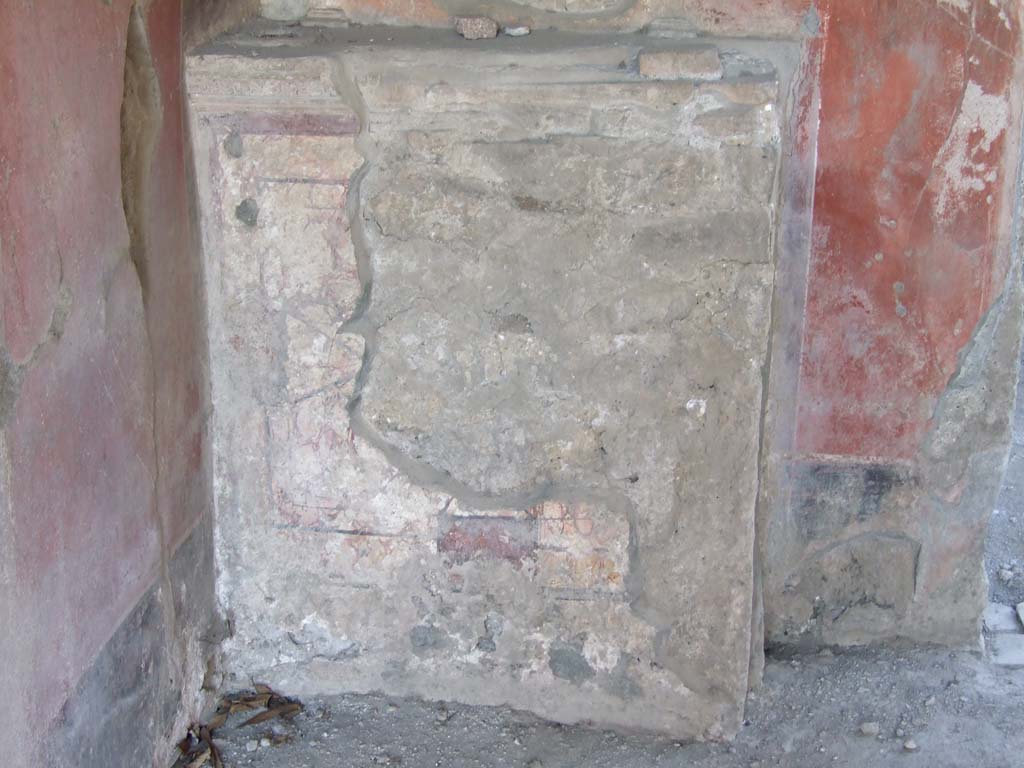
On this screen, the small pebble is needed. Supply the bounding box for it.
[859,722,880,737]
[235,198,259,227]
[903,739,919,752]
[455,16,499,39]
[223,131,244,158]
[504,25,531,36]
[246,740,258,752]
[260,737,271,748]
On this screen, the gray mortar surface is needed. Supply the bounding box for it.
[987,356,1024,607]
[986,167,1024,609]
[201,646,1023,768]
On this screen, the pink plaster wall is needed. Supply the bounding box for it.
[0,0,212,762]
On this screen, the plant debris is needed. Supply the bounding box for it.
[175,725,222,768]
[173,685,303,767]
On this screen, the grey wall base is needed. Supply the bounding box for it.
[43,515,218,768]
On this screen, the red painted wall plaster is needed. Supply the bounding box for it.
[796,0,1021,460]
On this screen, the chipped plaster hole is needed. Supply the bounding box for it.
[935,82,1009,222]
[235,198,260,227]
[686,398,708,417]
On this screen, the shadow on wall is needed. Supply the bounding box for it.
[121,2,163,299]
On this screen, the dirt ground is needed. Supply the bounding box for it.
[201,644,1022,768]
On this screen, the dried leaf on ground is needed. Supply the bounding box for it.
[174,685,303,766]
[226,692,272,711]
[241,701,303,727]
[207,708,229,730]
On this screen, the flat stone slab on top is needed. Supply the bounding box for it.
[991,633,1024,668]
[983,602,1023,634]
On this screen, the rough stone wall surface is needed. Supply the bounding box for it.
[184,0,262,48]
[0,2,216,766]
[761,0,1024,650]
[189,26,786,739]
[188,0,1024,742]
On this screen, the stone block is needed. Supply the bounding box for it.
[772,534,920,646]
[983,603,1022,634]
[990,633,1024,668]
[189,27,783,740]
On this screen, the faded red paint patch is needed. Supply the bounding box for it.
[533,501,630,592]
[794,0,1020,459]
[438,516,537,567]
[206,111,360,137]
